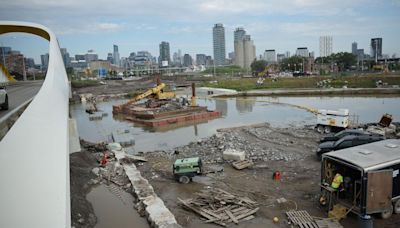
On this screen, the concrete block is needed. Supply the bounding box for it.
[107,143,122,151]
[223,149,245,161]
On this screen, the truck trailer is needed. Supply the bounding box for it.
[320,139,400,219]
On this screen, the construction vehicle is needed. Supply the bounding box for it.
[316,109,350,134]
[113,79,176,114]
[173,157,203,184]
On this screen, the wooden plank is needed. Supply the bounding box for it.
[225,210,238,224]
[235,207,259,220]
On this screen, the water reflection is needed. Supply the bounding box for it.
[215,98,228,116]
[236,97,256,113]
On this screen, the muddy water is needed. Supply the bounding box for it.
[86,184,148,228]
[71,96,400,153]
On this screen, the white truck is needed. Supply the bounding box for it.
[316,109,349,133]
[0,66,9,110]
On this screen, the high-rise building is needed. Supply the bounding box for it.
[319,36,332,57]
[85,50,98,62]
[196,54,206,66]
[352,42,358,55]
[41,53,49,70]
[277,54,286,62]
[234,27,246,43]
[285,51,290,58]
[113,44,120,66]
[296,47,309,57]
[0,46,11,65]
[234,29,256,69]
[183,54,193,67]
[107,53,114,63]
[60,48,71,67]
[264,50,276,63]
[213,23,226,66]
[242,35,256,69]
[159,41,170,66]
[371,38,382,61]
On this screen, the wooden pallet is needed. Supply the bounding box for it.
[286,210,318,228]
[232,160,253,170]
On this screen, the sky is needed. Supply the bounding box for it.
[1,0,400,63]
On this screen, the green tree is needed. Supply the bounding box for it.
[250,60,267,74]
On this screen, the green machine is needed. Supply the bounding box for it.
[173,157,203,184]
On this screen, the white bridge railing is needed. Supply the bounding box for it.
[0,21,70,228]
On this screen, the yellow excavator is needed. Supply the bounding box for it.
[113,80,176,114]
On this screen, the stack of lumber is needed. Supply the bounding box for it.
[178,187,259,227]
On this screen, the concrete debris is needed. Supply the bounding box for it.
[111,130,135,147]
[107,142,122,151]
[223,149,245,161]
[89,114,103,121]
[162,124,319,164]
[113,149,182,228]
[178,187,259,227]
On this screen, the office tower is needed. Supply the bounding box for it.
[213,23,226,66]
[264,50,276,63]
[319,36,332,57]
[296,47,309,57]
[371,38,382,61]
[352,42,358,55]
[183,54,193,67]
[113,44,120,66]
[159,41,170,66]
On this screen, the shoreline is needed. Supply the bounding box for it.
[213,87,400,97]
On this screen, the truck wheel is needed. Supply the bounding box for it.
[380,205,393,219]
[394,199,400,214]
[324,126,332,134]
[179,176,190,184]
[317,125,324,133]
[2,96,8,110]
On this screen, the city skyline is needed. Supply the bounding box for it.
[1,0,399,62]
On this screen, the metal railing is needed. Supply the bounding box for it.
[0,21,70,228]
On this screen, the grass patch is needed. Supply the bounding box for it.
[201,75,400,91]
[71,80,101,88]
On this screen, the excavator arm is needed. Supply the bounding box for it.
[113,83,174,113]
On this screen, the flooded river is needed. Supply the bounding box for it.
[71,96,400,153]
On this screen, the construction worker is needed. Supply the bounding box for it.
[331,173,344,190]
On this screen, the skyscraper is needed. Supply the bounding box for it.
[60,48,70,67]
[371,38,382,61]
[40,53,49,70]
[352,42,358,55]
[296,47,309,57]
[113,44,120,66]
[319,36,332,57]
[234,27,246,43]
[234,35,256,69]
[183,54,193,67]
[213,23,226,66]
[264,50,276,63]
[159,41,170,66]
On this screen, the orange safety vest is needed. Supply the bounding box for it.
[331,173,343,189]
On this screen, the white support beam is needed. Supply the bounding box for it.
[0,21,70,228]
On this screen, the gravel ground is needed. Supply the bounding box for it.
[136,123,400,228]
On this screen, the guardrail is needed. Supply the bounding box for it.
[0,21,70,228]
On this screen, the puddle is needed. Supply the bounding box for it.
[86,184,148,228]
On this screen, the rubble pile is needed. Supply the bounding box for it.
[171,124,318,163]
[178,187,259,227]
